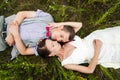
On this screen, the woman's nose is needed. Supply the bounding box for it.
[54,41,57,43]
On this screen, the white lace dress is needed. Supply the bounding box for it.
[62,26,120,69]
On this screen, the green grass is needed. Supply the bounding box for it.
[0,0,120,79]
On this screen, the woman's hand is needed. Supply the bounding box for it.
[86,39,103,73]
[93,39,103,56]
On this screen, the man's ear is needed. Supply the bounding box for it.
[58,25,64,30]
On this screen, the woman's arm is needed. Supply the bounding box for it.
[64,64,95,74]
[64,39,102,74]
[49,22,82,33]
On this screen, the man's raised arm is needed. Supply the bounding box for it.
[5,11,36,46]
[49,22,82,33]
[8,22,35,55]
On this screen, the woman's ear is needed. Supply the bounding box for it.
[48,54,52,57]
[48,52,55,57]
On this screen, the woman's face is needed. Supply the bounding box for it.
[45,39,61,54]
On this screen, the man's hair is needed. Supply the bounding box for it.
[37,39,50,58]
[63,25,75,41]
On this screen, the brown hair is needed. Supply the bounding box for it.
[37,39,50,58]
[63,25,75,41]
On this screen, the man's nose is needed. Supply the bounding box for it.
[57,38,62,42]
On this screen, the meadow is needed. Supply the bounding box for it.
[0,0,120,80]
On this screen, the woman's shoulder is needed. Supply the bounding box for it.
[74,35,81,40]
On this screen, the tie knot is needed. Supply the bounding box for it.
[46,25,50,37]
[46,25,50,31]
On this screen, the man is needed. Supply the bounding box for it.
[0,9,82,59]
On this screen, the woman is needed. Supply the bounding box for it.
[37,26,120,74]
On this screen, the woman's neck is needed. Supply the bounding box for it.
[56,47,65,61]
[57,44,76,61]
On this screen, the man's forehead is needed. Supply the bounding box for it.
[64,33,69,41]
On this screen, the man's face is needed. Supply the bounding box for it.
[51,28,70,42]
